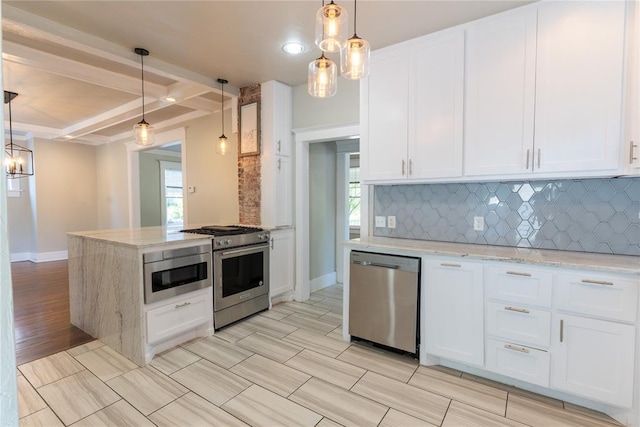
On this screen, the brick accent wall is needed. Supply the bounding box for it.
[238,84,261,225]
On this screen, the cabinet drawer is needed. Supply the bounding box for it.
[485,265,553,307]
[486,338,550,387]
[146,293,210,344]
[555,273,638,323]
[486,301,551,348]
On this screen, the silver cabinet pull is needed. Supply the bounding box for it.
[560,319,564,342]
[581,279,613,286]
[441,262,461,268]
[270,237,274,250]
[277,139,281,153]
[409,159,413,176]
[506,271,532,277]
[630,140,637,164]
[402,159,406,176]
[525,149,530,170]
[175,302,191,309]
[505,306,530,314]
[537,148,541,169]
[277,158,281,170]
[504,344,530,353]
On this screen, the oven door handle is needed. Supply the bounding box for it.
[220,245,268,257]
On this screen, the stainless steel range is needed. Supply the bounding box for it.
[181,225,270,329]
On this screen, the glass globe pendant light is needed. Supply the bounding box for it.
[133,47,155,146]
[216,78,229,155]
[340,0,370,79]
[315,0,348,53]
[308,53,337,98]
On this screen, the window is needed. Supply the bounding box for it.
[348,154,360,227]
[160,161,183,226]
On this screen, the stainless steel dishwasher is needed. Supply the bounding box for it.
[349,251,420,354]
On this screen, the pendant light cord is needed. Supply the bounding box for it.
[221,82,224,134]
[140,53,146,121]
[353,0,357,35]
[8,96,13,154]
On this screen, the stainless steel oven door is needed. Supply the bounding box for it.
[213,243,270,311]
[144,252,211,304]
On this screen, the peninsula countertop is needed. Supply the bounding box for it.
[346,236,640,275]
[68,226,210,249]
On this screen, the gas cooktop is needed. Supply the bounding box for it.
[180,225,264,236]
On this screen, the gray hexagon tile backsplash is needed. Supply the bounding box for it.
[373,178,640,256]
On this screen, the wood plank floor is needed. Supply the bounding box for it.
[12,260,94,365]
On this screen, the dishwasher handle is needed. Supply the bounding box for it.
[355,260,400,270]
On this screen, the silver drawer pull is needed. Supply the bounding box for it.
[506,271,531,277]
[505,306,530,314]
[441,263,461,268]
[581,279,613,286]
[359,261,399,269]
[504,344,529,354]
[175,302,191,309]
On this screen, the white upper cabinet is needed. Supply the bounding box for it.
[625,1,640,173]
[362,30,464,183]
[362,45,410,182]
[465,1,626,178]
[464,8,537,176]
[534,1,626,174]
[261,81,293,227]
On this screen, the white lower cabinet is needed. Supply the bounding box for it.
[146,292,210,344]
[551,313,636,407]
[424,258,484,366]
[269,228,295,298]
[486,338,550,387]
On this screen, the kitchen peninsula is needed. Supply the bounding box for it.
[68,227,213,366]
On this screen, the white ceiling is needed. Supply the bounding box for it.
[2,0,533,145]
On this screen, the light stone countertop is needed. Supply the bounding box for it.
[346,236,640,275]
[68,226,211,249]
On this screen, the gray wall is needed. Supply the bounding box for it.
[6,177,33,255]
[292,80,359,129]
[139,151,181,227]
[374,177,640,256]
[309,142,337,280]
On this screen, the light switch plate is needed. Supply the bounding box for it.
[375,216,386,228]
[387,216,396,229]
[473,216,484,231]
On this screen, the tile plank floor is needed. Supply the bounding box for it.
[17,284,623,426]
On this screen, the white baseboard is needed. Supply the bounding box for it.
[11,251,69,263]
[310,272,337,293]
[10,252,32,262]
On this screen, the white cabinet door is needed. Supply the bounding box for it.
[261,81,292,157]
[464,7,537,176]
[269,229,294,297]
[274,157,292,227]
[362,45,410,182]
[551,313,635,407]
[424,258,484,366]
[409,30,464,179]
[534,1,625,174]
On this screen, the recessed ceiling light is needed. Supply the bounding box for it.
[161,96,177,103]
[282,42,306,55]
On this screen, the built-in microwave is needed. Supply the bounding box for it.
[143,244,212,304]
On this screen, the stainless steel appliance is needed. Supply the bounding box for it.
[143,244,212,304]
[349,251,420,354]
[181,225,270,329]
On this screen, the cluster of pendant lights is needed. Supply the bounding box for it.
[4,91,34,178]
[308,0,370,98]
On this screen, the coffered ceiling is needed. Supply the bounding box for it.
[2,1,532,145]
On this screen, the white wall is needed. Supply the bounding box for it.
[309,141,337,281]
[6,177,33,255]
[292,79,360,129]
[184,112,239,225]
[96,141,130,229]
